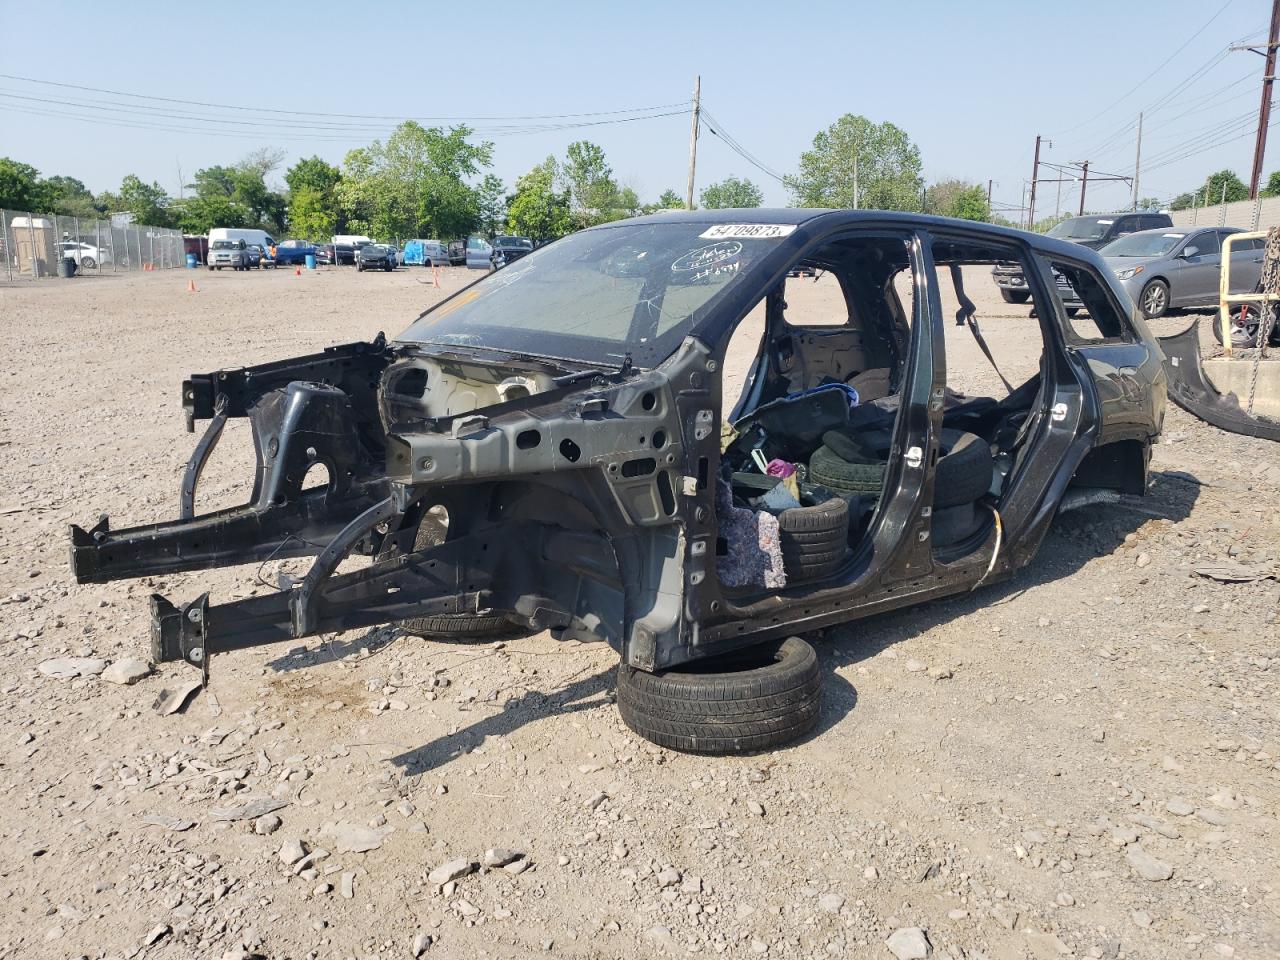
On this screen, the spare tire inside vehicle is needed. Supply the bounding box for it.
[617,636,822,754]
[777,498,848,581]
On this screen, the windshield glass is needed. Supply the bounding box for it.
[466,237,490,251]
[1047,217,1111,240]
[398,221,774,368]
[495,236,532,248]
[1100,231,1185,258]
[211,240,236,249]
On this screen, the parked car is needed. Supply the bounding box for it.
[993,211,1173,303]
[332,234,374,265]
[490,235,533,268]
[57,241,110,269]
[275,240,317,266]
[69,209,1174,756]
[314,243,335,266]
[207,238,250,270]
[356,243,396,272]
[1098,226,1262,320]
[403,239,449,266]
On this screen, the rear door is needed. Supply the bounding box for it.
[1171,230,1221,306]
[1225,232,1264,294]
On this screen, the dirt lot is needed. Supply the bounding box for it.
[0,264,1277,960]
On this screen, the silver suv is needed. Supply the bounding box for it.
[208,239,250,271]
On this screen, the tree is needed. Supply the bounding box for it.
[115,175,174,227]
[0,157,53,211]
[948,185,990,222]
[43,176,100,218]
[1261,171,1280,198]
[1202,169,1248,205]
[476,174,506,234]
[786,114,924,211]
[700,176,764,209]
[337,122,494,240]
[506,157,572,242]
[922,179,969,216]
[285,156,342,238]
[1135,196,1164,210]
[656,189,684,209]
[185,155,286,233]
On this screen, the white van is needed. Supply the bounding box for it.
[208,227,276,256]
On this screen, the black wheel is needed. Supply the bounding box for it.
[776,498,848,581]
[616,636,822,754]
[357,263,364,272]
[378,506,530,642]
[1000,289,1030,304]
[81,256,96,269]
[932,430,992,508]
[1210,305,1264,347]
[1139,279,1169,319]
[808,445,886,495]
[208,266,215,271]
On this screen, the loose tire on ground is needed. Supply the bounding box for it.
[617,636,822,754]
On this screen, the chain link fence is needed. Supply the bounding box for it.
[0,209,186,281]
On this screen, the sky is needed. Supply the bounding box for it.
[0,0,1273,220]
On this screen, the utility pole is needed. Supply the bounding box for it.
[987,179,993,208]
[685,75,701,210]
[1131,112,1143,210]
[1252,1,1280,198]
[1233,2,1280,199]
[1028,135,1044,229]
[1078,161,1090,215]
[852,154,859,210]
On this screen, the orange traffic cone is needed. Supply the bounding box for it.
[295,266,301,276]
[432,265,441,289]
[187,279,197,293]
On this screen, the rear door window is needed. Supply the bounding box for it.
[1043,257,1132,342]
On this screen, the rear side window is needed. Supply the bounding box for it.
[1188,232,1220,256]
[1045,258,1130,342]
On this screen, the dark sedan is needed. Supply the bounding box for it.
[356,243,396,272]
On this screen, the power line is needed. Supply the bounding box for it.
[698,106,788,183]
[0,71,690,123]
[1053,0,1237,139]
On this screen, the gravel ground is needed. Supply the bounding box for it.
[1,264,1277,960]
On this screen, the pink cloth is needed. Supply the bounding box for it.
[765,459,796,478]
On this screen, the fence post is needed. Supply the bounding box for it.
[27,214,38,280]
[1252,197,1262,232]
[1,210,9,282]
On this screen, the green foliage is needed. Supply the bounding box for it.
[476,174,507,234]
[1135,197,1163,211]
[1203,169,1248,204]
[785,114,923,211]
[183,155,286,233]
[115,175,175,228]
[656,189,684,209]
[506,157,572,242]
[699,176,764,209]
[1261,171,1280,198]
[558,140,637,227]
[285,156,342,238]
[337,122,494,240]
[948,185,990,222]
[43,176,101,218]
[1169,192,1196,211]
[0,157,55,211]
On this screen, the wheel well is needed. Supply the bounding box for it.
[1070,439,1149,495]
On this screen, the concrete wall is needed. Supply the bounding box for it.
[1168,195,1280,231]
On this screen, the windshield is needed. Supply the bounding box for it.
[363,244,389,254]
[1100,231,1185,258]
[1047,217,1112,240]
[466,237,490,251]
[211,240,237,249]
[398,221,774,368]
[495,236,532,248]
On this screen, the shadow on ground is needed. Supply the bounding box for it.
[272,470,1197,767]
